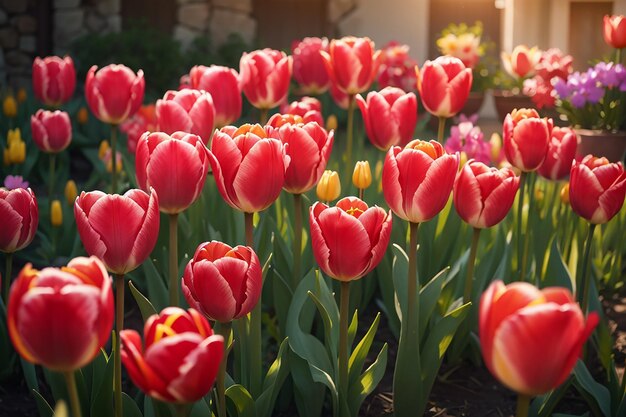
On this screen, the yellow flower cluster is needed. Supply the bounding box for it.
[98,140,123,173]
[3,128,26,165]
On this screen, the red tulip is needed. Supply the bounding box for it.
[329,81,350,110]
[85,64,145,125]
[604,15,626,49]
[569,155,626,224]
[74,189,160,274]
[417,56,472,118]
[377,41,418,92]
[321,36,381,95]
[156,89,215,145]
[8,257,114,371]
[501,45,542,79]
[208,124,290,213]
[383,140,459,223]
[503,108,552,172]
[188,65,242,127]
[480,280,598,396]
[135,132,210,214]
[32,56,76,107]
[120,104,157,154]
[537,127,579,180]
[120,307,223,403]
[182,241,262,322]
[30,109,72,153]
[239,49,292,110]
[292,37,331,94]
[453,160,520,228]
[310,197,392,281]
[0,187,38,253]
[279,97,324,126]
[356,87,417,150]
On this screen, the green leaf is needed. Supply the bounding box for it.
[391,244,409,322]
[122,393,143,417]
[348,343,388,414]
[573,360,611,417]
[289,351,325,417]
[225,384,256,417]
[256,337,291,417]
[90,348,115,417]
[541,237,574,291]
[129,280,157,321]
[189,398,211,417]
[142,257,169,312]
[348,313,380,386]
[347,310,358,354]
[32,389,54,417]
[418,267,450,340]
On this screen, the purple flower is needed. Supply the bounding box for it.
[445,121,491,165]
[3,175,29,190]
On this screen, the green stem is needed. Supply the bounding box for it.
[520,173,536,282]
[174,403,191,417]
[245,212,262,396]
[63,371,82,417]
[244,212,254,248]
[292,194,303,290]
[234,317,249,384]
[49,153,56,198]
[216,321,232,417]
[111,124,118,194]
[463,228,482,304]
[516,172,527,280]
[259,108,268,125]
[346,94,356,176]
[437,117,446,143]
[339,280,350,417]
[169,213,179,306]
[358,188,363,200]
[616,48,622,64]
[114,275,124,417]
[3,252,13,303]
[579,223,597,314]
[515,394,531,417]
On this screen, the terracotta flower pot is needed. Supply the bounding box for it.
[492,90,534,121]
[575,129,626,163]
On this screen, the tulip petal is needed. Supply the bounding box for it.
[411,154,458,222]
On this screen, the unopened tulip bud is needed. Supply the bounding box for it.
[317,170,341,202]
[64,180,77,205]
[98,140,110,159]
[352,161,372,190]
[489,132,502,163]
[534,187,545,211]
[51,200,62,227]
[326,114,338,131]
[7,128,21,145]
[9,140,25,164]
[3,95,17,118]
[560,183,570,205]
[77,107,89,125]
[459,151,468,168]
[17,88,27,104]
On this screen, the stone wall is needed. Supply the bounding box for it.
[0,0,38,87]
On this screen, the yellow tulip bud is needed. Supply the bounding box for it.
[3,148,10,166]
[77,107,89,125]
[316,170,341,202]
[7,128,22,145]
[51,200,63,227]
[352,161,372,190]
[64,180,77,205]
[489,132,502,163]
[325,115,338,131]
[560,183,570,205]
[98,140,110,159]
[9,139,25,164]
[106,151,123,174]
[459,151,468,169]
[17,88,27,104]
[3,95,17,118]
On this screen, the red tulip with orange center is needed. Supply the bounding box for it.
[321,36,381,95]
[503,108,552,172]
[182,241,262,322]
[416,56,472,118]
[135,132,210,214]
[85,64,145,125]
[603,15,626,49]
[0,187,38,253]
[208,124,290,213]
[30,109,72,153]
[156,89,215,145]
[356,87,417,150]
[453,160,520,228]
[32,56,76,107]
[74,189,160,275]
[537,127,579,180]
[480,280,598,396]
[188,65,242,127]
[279,97,324,126]
[569,155,626,224]
[8,256,114,371]
[292,37,331,94]
[120,307,224,403]
[239,49,292,110]
[382,139,459,223]
[310,197,392,281]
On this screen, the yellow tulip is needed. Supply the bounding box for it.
[77,107,89,125]
[51,200,63,227]
[98,140,110,159]
[8,140,25,164]
[106,152,123,174]
[560,183,570,205]
[3,95,17,118]
[7,128,22,145]
[64,180,78,205]
[17,88,27,103]
[316,170,341,203]
[352,161,372,190]
[325,115,338,131]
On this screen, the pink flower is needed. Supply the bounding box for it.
[32,56,76,107]
[188,65,242,127]
[156,89,215,145]
[537,127,579,180]
[321,36,381,95]
[279,97,324,126]
[30,109,72,153]
[292,37,330,94]
[417,56,472,118]
[239,49,292,110]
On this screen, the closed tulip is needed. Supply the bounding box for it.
[30,109,72,153]
[3,96,17,118]
[321,36,380,95]
[352,161,372,190]
[503,108,552,172]
[208,124,290,213]
[292,37,331,94]
[603,15,626,49]
[188,65,242,128]
[85,64,145,125]
[182,241,262,322]
[8,257,114,371]
[569,155,626,224]
[537,127,579,180]
[317,170,341,202]
[50,200,62,227]
[329,81,350,109]
[74,189,160,274]
[310,197,391,281]
[383,140,459,223]
[356,87,417,150]
[501,45,542,80]
[136,132,210,214]
[239,49,292,110]
[0,187,38,253]
[156,89,215,145]
[454,160,520,228]
[480,280,598,396]
[279,97,324,126]
[120,307,224,403]
[417,56,472,118]
[32,56,76,107]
